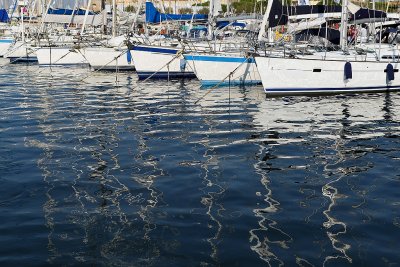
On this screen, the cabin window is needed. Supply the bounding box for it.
[381,55,400,59]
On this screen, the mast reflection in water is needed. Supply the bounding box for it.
[1,61,400,266]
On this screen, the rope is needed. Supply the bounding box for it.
[8,46,39,65]
[78,50,128,82]
[194,57,249,104]
[132,50,184,85]
[79,48,183,85]
[35,48,78,75]
[0,44,39,68]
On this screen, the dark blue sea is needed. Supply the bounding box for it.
[1,59,400,266]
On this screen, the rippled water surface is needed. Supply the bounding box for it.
[1,59,400,266]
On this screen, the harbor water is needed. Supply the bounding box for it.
[1,59,400,266]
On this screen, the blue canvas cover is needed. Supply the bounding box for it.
[47,8,95,16]
[216,21,246,29]
[145,1,207,23]
[0,9,9,22]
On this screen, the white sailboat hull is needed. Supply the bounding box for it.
[131,45,195,79]
[36,47,88,66]
[0,38,14,57]
[84,47,135,70]
[184,53,261,86]
[3,41,38,63]
[255,56,400,96]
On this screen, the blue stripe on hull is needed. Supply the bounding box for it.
[137,71,196,80]
[201,79,261,87]
[39,63,89,67]
[0,39,13,44]
[91,66,135,71]
[9,57,38,63]
[184,54,255,63]
[132,46,179,55]
[265,85,400,96]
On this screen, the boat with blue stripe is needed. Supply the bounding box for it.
[131,44,196,80]
[183,53,261,87]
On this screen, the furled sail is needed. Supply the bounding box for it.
[44,8,105,25]
[145,1,207,24]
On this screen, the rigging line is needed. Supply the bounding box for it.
[1,46,40,67]
[33,47,85,76]
[78,50,128,82]
[129,49,184,87]
[2,41,27,58]
[194,57,249,104]
[228,72,231,119]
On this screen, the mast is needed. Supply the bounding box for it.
[340,0,349,51]
[257,0,274,41]
[207,0,213,39]
[68,0,79,27]
[112,0,117,37]
[80,0,92,35]
[38,0,52,38]
[207,0,221,39]
[21,4,25,43]
[101,0,106,34]
[131,0,144,31]
[10,0,18,19]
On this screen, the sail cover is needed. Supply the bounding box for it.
[145,1,207,24]
[47,8,94,16]
[350,8,386,23]
[263,0,386,28]
[0,8,8,22]
[269,4,342,27]
[44,9,105,25]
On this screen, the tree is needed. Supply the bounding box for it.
[164,7,173,13]
[193,1,210,6]
[125,5,136,12]
[316,0,339,5]
[179,7,193,14]
[221,4,227,12]
[231,0,255,14]
[198,7,209,14]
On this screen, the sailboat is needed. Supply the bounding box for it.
[36,0,106,66]
[183,34,262,87]
[254,0,400,96]
[183,0,262,87]
[131,42,196,79]
[184,49,261,87]
[84,0,139,71]
[3,0,39,63]
[129,1,207,79]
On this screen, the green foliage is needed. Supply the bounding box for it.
[221,4,227,12]
[164,7,173,13]
[230,0,273,14]
[179,7,193,14]
[125,5,136,12]
[231,0,255,13]
[193,1,210,6]
[192,2,226,13]
[255,1,268,13]
[316,0,339,5]
[365,1,398,12]
[197,7,210,14]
